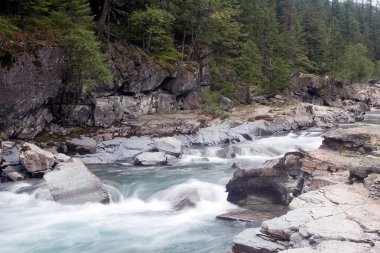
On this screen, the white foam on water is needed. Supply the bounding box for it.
[0,129,325,253]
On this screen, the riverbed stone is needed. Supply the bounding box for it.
[1,165,25,181]
[67,137,97,155]
[2,144,20,165]
[44,158,110,204]
[232,228,287,253]
[19,143,55,173]
[134,152,168,166]
[280,240,373,253]
[154,137,182,157]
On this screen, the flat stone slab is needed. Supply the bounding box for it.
[232,184,380,253]
[279,240,374,253]
[233,228,288,253]
[44,158,110,204]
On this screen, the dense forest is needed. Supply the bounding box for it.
[1,0,380,100]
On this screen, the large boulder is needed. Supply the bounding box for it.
[291,73,333,105]
[19,143,55,173]
[227,152,307,206]
[67,137,97,155]
[44,158,110,204]
[154,137,183,157]
[0,46,66,138]
[134,152,167,166]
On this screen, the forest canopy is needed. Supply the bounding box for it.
[1,0,380,95]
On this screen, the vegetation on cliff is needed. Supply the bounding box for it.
[1,0,380,97]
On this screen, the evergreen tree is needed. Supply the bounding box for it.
[29,0,112,89]
[338,43,375,83]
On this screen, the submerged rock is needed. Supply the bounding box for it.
[20,143,55,173]
[134,152,168,166]
[44,158,110,204]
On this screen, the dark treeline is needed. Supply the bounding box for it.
[1,0,380,98]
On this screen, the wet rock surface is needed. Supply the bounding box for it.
[44,158,110,204]
[226,123,380,207]
[228,112,380,253]
[134,152,168,166]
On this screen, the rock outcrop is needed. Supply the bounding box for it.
[1,42,211,139]
[291,72,380,108]
[321,126,380,154]
[231,184,380,253]
[0,46,67,138]
[228,116,380,253]
[226,124,380,207]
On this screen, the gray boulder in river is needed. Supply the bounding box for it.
[44,158,110,204]
[154,137,183,157]
[134,152,168,166]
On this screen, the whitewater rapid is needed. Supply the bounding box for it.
[0,130,324,253]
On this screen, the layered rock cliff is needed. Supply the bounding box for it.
[0,42,211,139]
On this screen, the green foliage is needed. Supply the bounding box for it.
[28,0,112,89]
[130,7,177,59]
[65,27,112,90]
[235,40,264,88]
[200,91,230,119]
[0,16,21,34]
[338,43,375,83]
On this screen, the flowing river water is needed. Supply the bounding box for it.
[3,110,379,253]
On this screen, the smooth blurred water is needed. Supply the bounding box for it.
[0,130,324,253]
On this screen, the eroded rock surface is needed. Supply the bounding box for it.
[19,143,55,173]
[232,184,380,253]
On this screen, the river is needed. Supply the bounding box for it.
[0,129,327,253]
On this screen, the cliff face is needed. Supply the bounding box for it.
[0,42,211,139]
[0,46,67,138]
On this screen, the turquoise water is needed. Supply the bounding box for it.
[0,130,323,253]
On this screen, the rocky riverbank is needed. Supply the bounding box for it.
[227,119,380,252]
